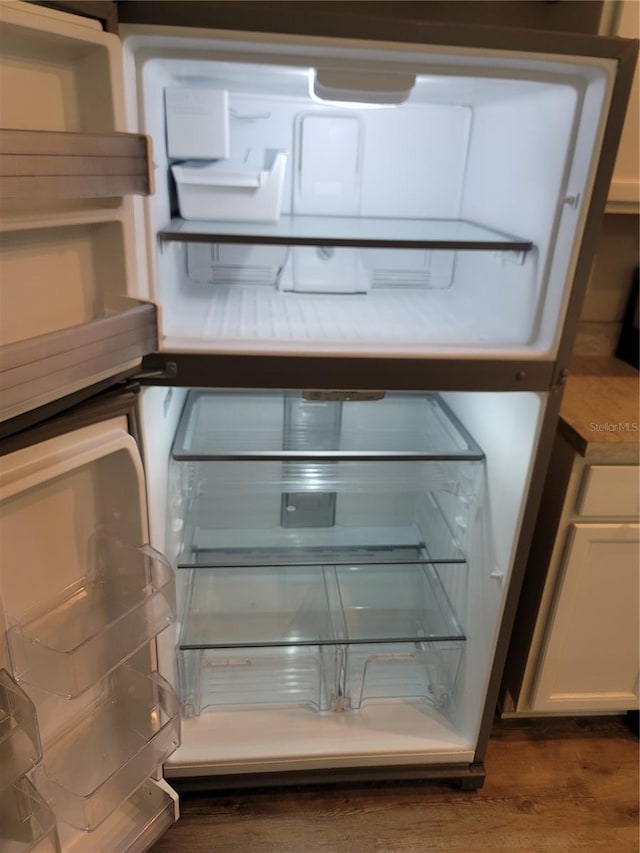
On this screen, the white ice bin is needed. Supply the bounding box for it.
[172,150,287,221]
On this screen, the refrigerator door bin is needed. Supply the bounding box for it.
[0,669,42,790]
[171,150,287,222]
[6,541,176,699]
[0,777,60,853]
[34,665,179,832]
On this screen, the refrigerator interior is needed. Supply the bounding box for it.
[139,386,545,777]
[122,28,614,358]
[0,418,179,851]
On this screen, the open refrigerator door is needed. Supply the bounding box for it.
[0,409,179,851]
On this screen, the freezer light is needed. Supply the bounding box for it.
[309,69,415,108]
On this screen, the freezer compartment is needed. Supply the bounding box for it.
[6,541,176,699]
[0,669,42,790]
[0,777,60,853]
[172,391,482,459]
[35,665,179,832]
[136,44,612,356]
[179,645,338,717]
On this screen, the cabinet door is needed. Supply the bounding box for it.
[0,1,156,427]
[532,523,640,712]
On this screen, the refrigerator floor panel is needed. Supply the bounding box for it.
[165,702,474,777]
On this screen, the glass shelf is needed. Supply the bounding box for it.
[172,392,484,461]
[179,561,465,650]
[40,666,179,832]
[159,215,532,252]
[7,542,176,699]
[0,670,42,791]
[0,778,60,853]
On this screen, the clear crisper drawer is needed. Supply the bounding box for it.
[172,391,483,460]
[179,645,338,717]
[7,541,176,698]
[36,665,179,832]
[0,778,60,853]
[343,641,464,711]
[0,669,42,791]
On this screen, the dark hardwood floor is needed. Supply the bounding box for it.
[152,715,639,852]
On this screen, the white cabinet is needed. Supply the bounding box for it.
[501,416,640,716]
[531,522,639,711]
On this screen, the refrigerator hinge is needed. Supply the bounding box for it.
[132,361,178,382]
[552,366,570,391]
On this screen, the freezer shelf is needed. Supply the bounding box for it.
[0,669,42,790]
[159,215,532,252]
[38,666,179,832]
[179,562,465,649]
[172,391,484,460]
[7,543,176,698]
[0,777,60,853]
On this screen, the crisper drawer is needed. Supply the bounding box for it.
[179,642,464,718]
[176,561,467,717]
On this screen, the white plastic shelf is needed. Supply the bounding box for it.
[0,777,60,853]
[40,666,179,832]
[7,543,176,699]
[0,669,42,791]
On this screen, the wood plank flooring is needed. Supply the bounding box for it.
[152,716,639,852]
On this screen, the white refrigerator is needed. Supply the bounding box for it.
[0,2,636,850]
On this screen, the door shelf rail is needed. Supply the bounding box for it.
[159,215,532,252]
[0,298,157,429]
[0,129,153,200]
